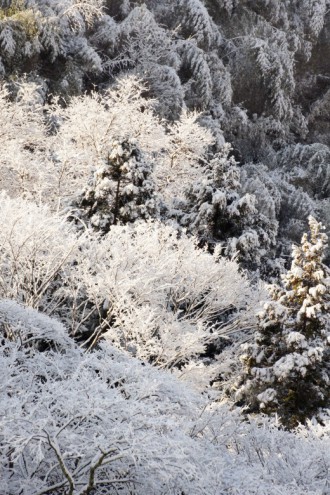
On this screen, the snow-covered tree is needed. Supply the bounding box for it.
[0,193,97,338]
[0,193,78,313]
[48,76,167,210]
[112,5,183,119]
[0,80,52,201]
[49,76,217,219]
[155,109,214,206]
[277,143,330,201]
[181,144,275,269]
[236,216,330,427]
[0,0,103,91]
[72,138,158,233]
[75,220,257,389]
[0,191,258,385]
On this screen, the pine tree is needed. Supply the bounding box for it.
[236,216,330,428]
[72,138,158,233]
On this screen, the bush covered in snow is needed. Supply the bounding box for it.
[1,300,330,495]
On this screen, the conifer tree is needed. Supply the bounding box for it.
[72,138,158,233]
[236,216,330,428]
[182,144,273,269]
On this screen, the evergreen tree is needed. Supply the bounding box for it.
[236,216,330,428]
[72,138,158,233]
[182,144,274,269]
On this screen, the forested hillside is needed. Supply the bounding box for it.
[0,0,330,493]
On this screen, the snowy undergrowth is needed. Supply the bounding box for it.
[0,300,329,495]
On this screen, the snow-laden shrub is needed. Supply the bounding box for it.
[1,301,330,495]
[76,220,258,388]
[0,81,51,201]
[0,193,78,312]
[0,301,222,495]
[0,299,72,351]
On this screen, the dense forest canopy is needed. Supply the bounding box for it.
[1,0,330,269]
[0,0,330,494]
